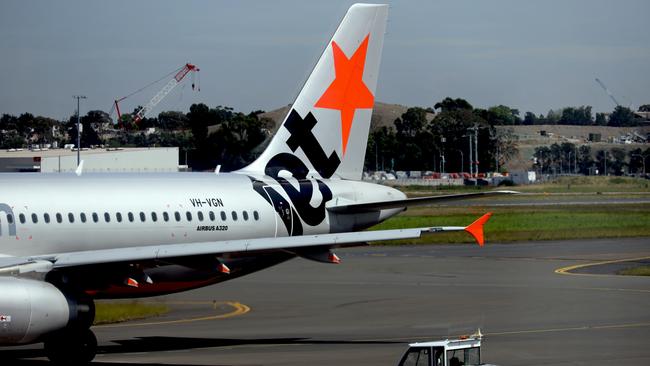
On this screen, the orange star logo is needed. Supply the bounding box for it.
[315,34,374,155]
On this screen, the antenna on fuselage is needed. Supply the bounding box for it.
[75,160,84,176]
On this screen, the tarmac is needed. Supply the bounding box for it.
[3,238,650,365]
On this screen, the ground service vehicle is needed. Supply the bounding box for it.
[397,333,497,366]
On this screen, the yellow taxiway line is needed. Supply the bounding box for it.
[96,301,250,329]
[554,256,650,276]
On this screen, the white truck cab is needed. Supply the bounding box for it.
[397,334,496,366]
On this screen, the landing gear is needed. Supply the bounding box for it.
[44,328,97,365]
[43,295,97,365]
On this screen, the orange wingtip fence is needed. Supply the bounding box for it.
[464,212,493,247]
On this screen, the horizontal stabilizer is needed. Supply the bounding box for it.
[327,190,517,213]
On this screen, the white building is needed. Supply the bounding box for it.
[0,147,179,173]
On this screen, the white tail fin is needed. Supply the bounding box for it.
[240,4,388,180]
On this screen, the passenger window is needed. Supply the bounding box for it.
[151,212,158,222]
[231,211,238,221]
[139,212,146,222]
[243,211,249,221]
[174,212,181,222]
[253,211,260,221]
[220,211,226,221]
[92,213,98,223]
[163,212,169,222]
[197,212,204,221]
[19,214,25,224]
[186,211,192,221]
[116,212,122,222]
[56,213,63,223]
[6,214,14,224]
[80,213,87,223]
[128,212,134,222]
[44,213,50,223]
[104,212,110,223]
[68,213,75,223]
[31,213,38,224]
[209,211,215,221]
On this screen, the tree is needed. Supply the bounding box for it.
[0,129,25,149]
[30,116,58,144]
[523,111,537,125]
[577,145,593,175]
[595,149,615,175]
[429,103,512,173]
[628,148,647,174]
[608,106,637,127]
[433,97,473,112]
[394,107,427,137]
[545,109,562,125]
[483,105,520,125]
[492,128,519,172]
[531,142,579,174]
[67,112,102,147]
[393,108,435,171]
[206,111,268,170]
[365,126,397,171]
[559,142,577,173]
[533,146,551,174]
[187,103,214,145]
[609,147,627,175]
[559,106,592,125]
[595,113,607,126]
[157,111,189,130]
[639,104,650,112]
[0,114,19,131]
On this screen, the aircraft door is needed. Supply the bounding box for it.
[262,185,293,237]
[0,203,17,238]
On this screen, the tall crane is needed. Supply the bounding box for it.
[595,78,620,107]
[112,63,200,124]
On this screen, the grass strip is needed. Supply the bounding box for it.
[618,266,650,276]
[394,176,650,194]
[94,301,169,325]
[371,204,650,244]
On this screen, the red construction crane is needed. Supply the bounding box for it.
[112,63,200,124]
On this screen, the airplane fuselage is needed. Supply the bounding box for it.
[0,172,404,296]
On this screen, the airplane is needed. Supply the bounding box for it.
[0,4,512,364]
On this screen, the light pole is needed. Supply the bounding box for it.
[470,126,479,184]
[73,95,87,166]
[466,126,479,182]
[467,133,473,177]
[457,149,464,173]
[440,136,446,174]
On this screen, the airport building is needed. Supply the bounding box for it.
[0,147,180,173]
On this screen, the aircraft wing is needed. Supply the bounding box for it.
[5,213,491,270]
[328,190,517,213]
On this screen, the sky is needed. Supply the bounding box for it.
[1,0,648,120]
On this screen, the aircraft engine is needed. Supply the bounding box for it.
[0,277,93,345]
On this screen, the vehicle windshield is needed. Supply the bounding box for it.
[399,347,430,366]
[446,346,480,366]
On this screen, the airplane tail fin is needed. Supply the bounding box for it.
[239,4,388,180]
